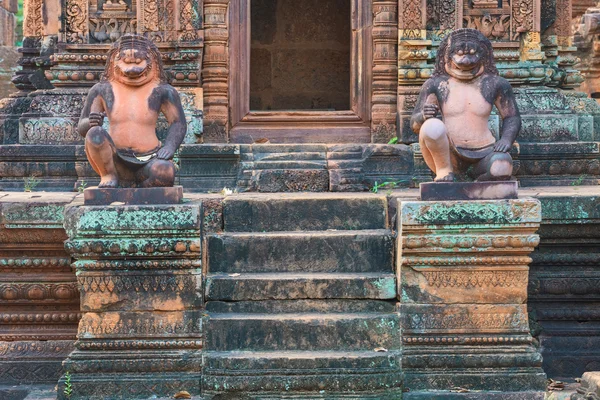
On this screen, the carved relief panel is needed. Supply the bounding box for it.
[64,0,202,44]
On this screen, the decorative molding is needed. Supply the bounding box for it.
[202,0,229,142]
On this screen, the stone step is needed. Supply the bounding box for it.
[205,312,400,352]
[205,299,397,314]
[202,350,402,393]
[205,272,397,301]
[207,230,394,273]
[222,195,388,231]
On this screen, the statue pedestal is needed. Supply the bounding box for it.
[83,186,184,205]
[58,202,203,399]
[420,181,518,201]
[398,199,547,399]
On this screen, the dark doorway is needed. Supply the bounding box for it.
[250,0,352,111]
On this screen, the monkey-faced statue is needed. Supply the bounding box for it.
[410,28,520,182]
[78,34,186,188]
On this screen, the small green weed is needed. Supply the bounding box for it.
[77,180,88,193]
[388,137,399,144]
[23,175,41,192]
[371,181,403,193]
[571,174,586,186]
[63,371,73,398]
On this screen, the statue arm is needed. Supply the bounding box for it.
[157,86,187,160]
[494,78,521,153]
[77,85,106,137]
[410,79,439,134]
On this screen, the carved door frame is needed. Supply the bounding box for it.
[228,0,373,143]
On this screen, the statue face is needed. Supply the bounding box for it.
[445,39,485,80]
[113,45,156,86]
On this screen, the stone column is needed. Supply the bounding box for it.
[202,0,229,142]
[371,0,398,143]
[59,202,203,399]
[398,199,547,398]
[0,0,18,98]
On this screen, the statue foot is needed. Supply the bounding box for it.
[98,175,119,188]
[434,172,455,182]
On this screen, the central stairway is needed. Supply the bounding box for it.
[202,194,402,399]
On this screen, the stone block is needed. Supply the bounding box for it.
[205,313,400,352]
[420,181,518,201]
[207,231,394,273]
[83,186,183,205]
[223,195,388,232]
[203,351,402,394]
[206,272,396,301]
[254,169,329,192]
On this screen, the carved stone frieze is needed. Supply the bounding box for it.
[0,193,79,384]
[65,0,88,44]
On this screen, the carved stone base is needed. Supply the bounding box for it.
[419,181,518,201]
[398,199,547,396]
[83,186,184,205]
[60,203,203,399]
[572,372,600,400]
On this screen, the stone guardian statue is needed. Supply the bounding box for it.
[410,28,521,182]
[78,34,187,188]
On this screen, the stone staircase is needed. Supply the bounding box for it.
[202,194,402,399]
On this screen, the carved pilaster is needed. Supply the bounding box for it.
[371,0,398,143]
[64,0,88,44]
[22,0,43,37]
[399,199,547,396]
[58,203,203,399]
[397,0,428,144]
[202,0,229,142]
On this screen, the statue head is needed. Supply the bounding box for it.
[434,28,498,80]
[102,34,168,86]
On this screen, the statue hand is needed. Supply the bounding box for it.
[423,104,439,120]
[89,112,105,127]
[157,145,176,160]
[494,138,512,153]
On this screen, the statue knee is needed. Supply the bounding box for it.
[420,118,448,142]
[489,152,513,178]
[147,159,176,186]
[86,126,109,147]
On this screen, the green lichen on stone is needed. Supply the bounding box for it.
[75,206,199,233]
[402,199,541,226]
[3,203,66,227]
[415,202,514,225]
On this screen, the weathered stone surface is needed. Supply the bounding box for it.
[203,193,400,397]
[572,371,600,400]
[204,351,402,393]
[399,198,546,397]
[223,195,388,231]
[83,186,184,205]
[254,169,330,192]
[206,272,396,301]
[420,181,519,201]
[59,203,203,399]
[0,193,79,385]
[208,230,393,273]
